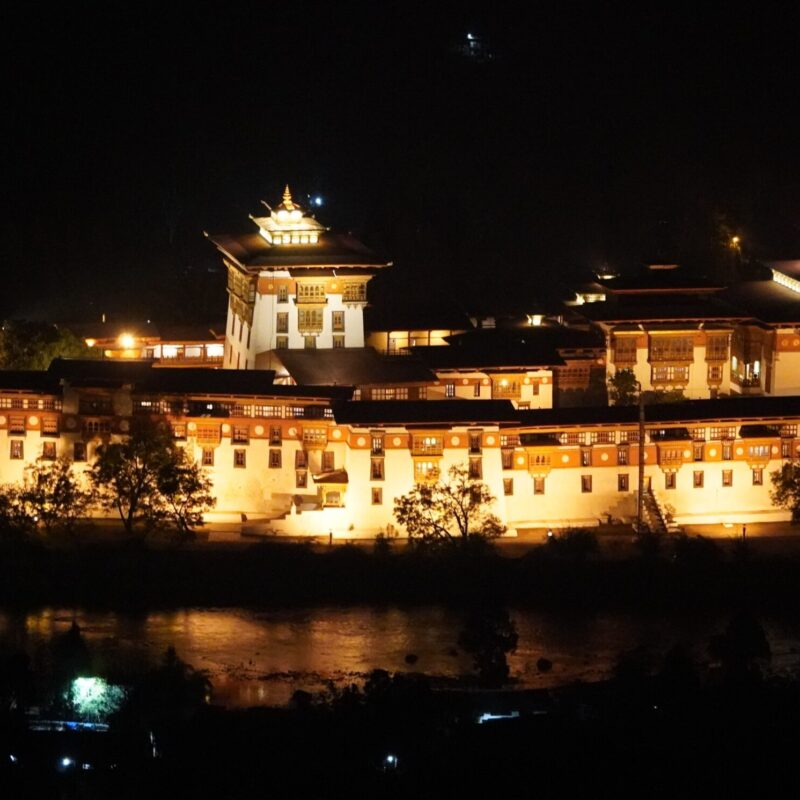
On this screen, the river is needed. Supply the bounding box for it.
[2,607,800,707]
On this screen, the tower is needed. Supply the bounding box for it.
[207,186,391,369]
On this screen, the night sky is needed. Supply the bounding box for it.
[4,2,799,323]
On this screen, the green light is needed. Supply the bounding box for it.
[67,677,125,721]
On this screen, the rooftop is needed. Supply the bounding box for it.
[332,399,519,426]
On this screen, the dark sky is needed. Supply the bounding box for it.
[3,2,800,322]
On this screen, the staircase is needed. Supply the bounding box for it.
[641,488,681,535]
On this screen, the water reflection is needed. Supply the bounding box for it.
[1,606,799,707]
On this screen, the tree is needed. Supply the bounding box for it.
[393,464,505,546]
[0,485,36,539]
[770,461,800,522]
[608,368,639,406]
[17,458,94,536]
[156,448,216,539]
[0,320,96,370]
[91,417,214,537]
[457,606,518,686]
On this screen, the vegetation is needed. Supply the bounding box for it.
[544,527,599,560]
[91,416,215,538]
[608,368,638,406]
[457,606,518,686]
[770,461,800,522]
[393,464,505,546]
[0,319,96,370]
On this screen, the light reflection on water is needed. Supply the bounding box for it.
[2,606,800,707]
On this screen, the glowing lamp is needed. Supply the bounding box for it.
[118,333,135,350]
[85,338,96,348]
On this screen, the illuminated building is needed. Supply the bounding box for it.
[206,186,391,369]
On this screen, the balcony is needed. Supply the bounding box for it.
[410,438,443,456]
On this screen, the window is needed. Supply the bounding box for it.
[298,308,324,331]
[722,469,733,487]
[469,457,482,479]
[372,487,383,505]
[710,426,736,440]
[371,434,384,455]
[302,428,327,447]
[649,336,693,362]
[501,450,514,470]
[721,442,733,460]
[234,449,246,468]
[304,336,317,350]
[581,475,592,493]
[276,336,289,349]
[371,387,409,400]
[322,451,335,471]
[332,311,345,332]
[780,424,798,438]
[297,283,326,303]
[295,450,307,469]
[469,432,482,454]
[782,441,793,459]
[652,365,689,383]
[73,442,87,462]
[42,418,59,436]
[370,457,385,480]
[342,282,366,302]
[232,426,249,444]
[617,446,629,466]
[10,440,23,459]
[752,468,763,486]
[269,425,282,445]
[708,365,723,382]
[706,335,728,361]
[618,474,629,492]
[473,383,481,398]
[172,424,187,440]
[269,449,282,468]
[503,478,513,496]
[445,383,455,398]
[333,336,345,349]
[202,448,214,466]
[84,420,111,435]
[748,445,770,459]
[581,449,592,467]
[296,470,307,488]
[692,470,704,488]
[533,477,545,495]
[411,435,443,455]
[613,337,638,363]
[277,285,288,303]
[414,460,439,481]
[691,428,706,441]
[276,312,289,333]
[665,472,676,490]
[693,444,704,461]
[42,441,56,460]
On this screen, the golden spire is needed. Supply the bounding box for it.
[282,184,295,211]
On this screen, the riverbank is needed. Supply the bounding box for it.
[2,534,800,612]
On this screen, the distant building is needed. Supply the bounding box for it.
[206,187,391,369]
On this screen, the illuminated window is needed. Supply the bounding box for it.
[269,449,282,468]
[748,445,770,459]
[581,449,592,467]
[533,477,545,495]
[581,475,592,493]
[693,444,704,461]
[618,474,629,492]
[73,442,86,462]
[269,425,282,445]
[10,440,23,459]
[234,449,246,468]
[372,487,383,505]
[722,469,733,487]
[652,365,689,383]
[649,336,693,362]
[782,441,792,459]
[42,441,56,460]
[445,383,455,398]
[342,283,366,302]
[707,365,723,382]
[202,448,214,466]
[617,446,629,465]
[722,443,733,460]
[503,478,513,496]
[172,424,187,440]
[693,470,704,488]
[371,433,384,455]
[665,472,676,490]
[414,460,439,481]
[710,426,736,440]
[232,426,249,444]
[332,311,345,332]
[752,468,763,486]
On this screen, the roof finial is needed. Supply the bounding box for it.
[282,184,295,210]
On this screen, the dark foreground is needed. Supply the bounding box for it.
[4,671,800,798]
[2,533,800,613]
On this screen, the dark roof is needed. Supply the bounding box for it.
[312,469,349,484]
[0,371,62,392]
[517,395,800,427]
[154,324,225,342]
[364,300,474,333]
[60,322,224,342]
[272,348,435,386]
[49,358,156,385]
[412,327,603,371]
[580,295,746,324]
[719,280,800,324]
[207,230,389,271]
[332,400,519,426]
